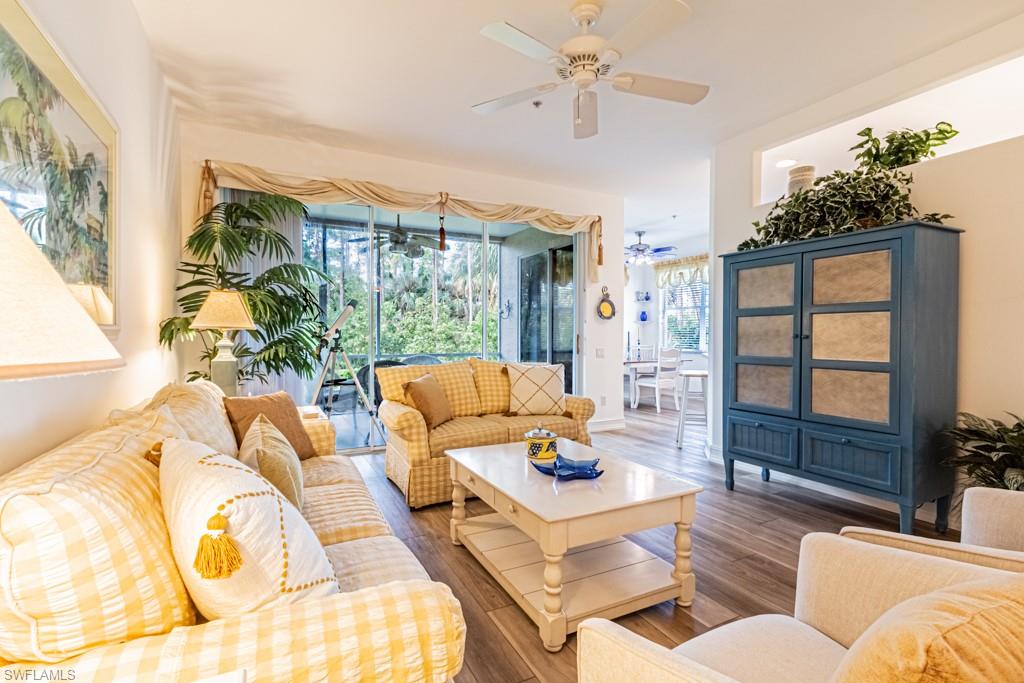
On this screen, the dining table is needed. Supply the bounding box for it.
[623,357,692,409]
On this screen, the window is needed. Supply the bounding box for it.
[660,257,709,352]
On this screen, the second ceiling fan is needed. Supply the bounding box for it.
[472,0,709,139]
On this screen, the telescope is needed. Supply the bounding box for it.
[310,299,385,444]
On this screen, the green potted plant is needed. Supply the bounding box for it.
[738,122,958,250]
[159,194,330,383]
[945,413,1024,491]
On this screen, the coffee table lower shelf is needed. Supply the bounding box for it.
[457,512,680,649]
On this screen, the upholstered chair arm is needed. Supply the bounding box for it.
[794,532,1011,648]
[378,400,428,441]
[301,413,337,456]
[577,618,738,683]
[961,487,1024,551]
[2,579,465,682]
[565,394,596,446]
[839,526,1024,571]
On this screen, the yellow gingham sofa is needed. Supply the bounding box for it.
[0,381,465,682]
[377,359,596,508]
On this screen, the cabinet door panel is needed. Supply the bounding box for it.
[812,249,891,304]
[737,315,793,358]
[737,364,793,410]
[812,311,890,362]
[738,263,794,309]
[729,255,802,418]
[811,368,890,425]
[802,240,900,433]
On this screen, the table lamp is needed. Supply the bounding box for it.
[190,290,256,396]
[67,283,115,325]
[0,202,123,380]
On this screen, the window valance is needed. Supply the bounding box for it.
[197,160,605,282]
[654,254,709,289]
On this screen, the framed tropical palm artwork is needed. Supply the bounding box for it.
[0,0,118,328]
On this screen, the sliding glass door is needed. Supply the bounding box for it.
[303,208,579,453]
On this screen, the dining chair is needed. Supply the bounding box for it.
[675,355,709,447]
[634,347,681,413]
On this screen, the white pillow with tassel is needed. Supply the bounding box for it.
[159,438,338,620]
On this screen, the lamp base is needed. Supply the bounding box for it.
[210,337,239,397]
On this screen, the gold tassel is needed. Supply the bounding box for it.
[597,241,604,266]
[194,512,242,579]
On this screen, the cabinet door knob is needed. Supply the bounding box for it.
[507,503,517,514]
[801,334,810,339]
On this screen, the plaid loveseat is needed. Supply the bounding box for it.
[377,359,596,508]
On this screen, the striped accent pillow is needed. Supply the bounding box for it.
[0,409,196,663]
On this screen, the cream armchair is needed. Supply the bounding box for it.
[577,531,1017,683]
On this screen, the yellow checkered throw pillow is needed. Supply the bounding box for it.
[377,362,482,417]
[506,363,567,416]
[468,358,510,415]
[0,409,196,663]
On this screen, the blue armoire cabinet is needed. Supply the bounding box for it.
[721,221,961,534]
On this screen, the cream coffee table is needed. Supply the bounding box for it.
[447,439,702,652]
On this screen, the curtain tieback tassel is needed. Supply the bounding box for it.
[194,512,243,579]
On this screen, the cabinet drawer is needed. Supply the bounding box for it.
[456,464,494,506]
[802,430,900,493]
[726,415,798,468]
[493,490,542,540]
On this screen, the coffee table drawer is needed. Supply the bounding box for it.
[456,464,495,505]
[494,490,541,539]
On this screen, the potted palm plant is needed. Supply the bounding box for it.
[159,194,330,383]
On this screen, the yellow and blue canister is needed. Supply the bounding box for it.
[525,427,558,462]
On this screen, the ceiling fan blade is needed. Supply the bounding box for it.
[480,22,564,64]
[573,90,598,139]
[472,82,561,114]
[612,73,709,104]
[651,246,678,253]
[605,0,691,60]
[410,235,441,250]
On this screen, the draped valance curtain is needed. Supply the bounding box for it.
[654,253,709,289]
[197,160,605,282]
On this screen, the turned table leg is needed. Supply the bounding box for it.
[673,496,697,607]
[450,481,466,546]
[539,552,567,652]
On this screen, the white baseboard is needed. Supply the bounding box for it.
[589,418,626,433]
[706,443,960,531]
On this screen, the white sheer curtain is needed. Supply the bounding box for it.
[227,189,310,403]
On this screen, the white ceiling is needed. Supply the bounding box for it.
[130,0,1024,246]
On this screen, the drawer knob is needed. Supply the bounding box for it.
[754,422,762,428]
[841,438,851,445]
[507,503,517,514]
[468,475,475,484]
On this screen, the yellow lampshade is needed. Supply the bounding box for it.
[67,283,115,325]
[0,202,124,380]
[191,290,256,331]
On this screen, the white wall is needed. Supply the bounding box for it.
[709,15,1024,523]
[0,0,181,472]
[179,121,627,427]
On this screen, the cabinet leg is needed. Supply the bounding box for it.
[935,495,951,534]
[899,504,915,535]
[761,467,770,482]
[724,458,735,491]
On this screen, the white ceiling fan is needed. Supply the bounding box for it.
[472,0,709,139]
[626,231,678,264]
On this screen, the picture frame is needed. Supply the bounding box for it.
[0,0,119,330]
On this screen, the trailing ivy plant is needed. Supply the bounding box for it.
[738,122,957,251]
[944,413,1024,491]
[159,195,330,383]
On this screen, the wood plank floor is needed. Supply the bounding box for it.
[351,398,957,683]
